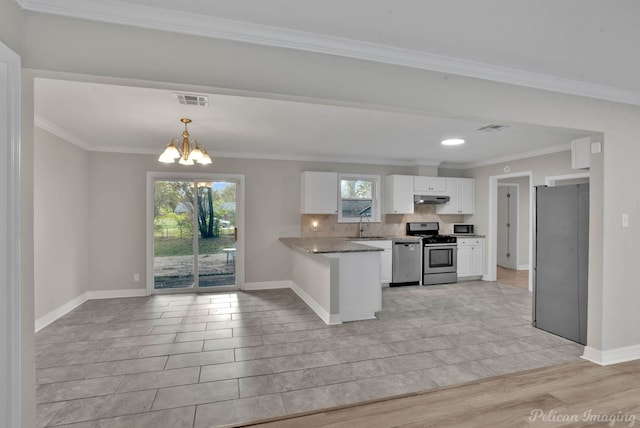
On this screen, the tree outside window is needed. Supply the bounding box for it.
[338,175,380,222]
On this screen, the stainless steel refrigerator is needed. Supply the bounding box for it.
[533,184,589,345]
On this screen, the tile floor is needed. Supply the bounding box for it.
[36,281,584,427]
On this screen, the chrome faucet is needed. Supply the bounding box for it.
[358,214,369,238]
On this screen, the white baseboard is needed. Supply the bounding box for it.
[243,280,292,291]
[582,345,640,366]
[86,288,147,300]
[517,264,530,270]
[289,281,341,325]
[35,288,147,332]
[35,292,88,332]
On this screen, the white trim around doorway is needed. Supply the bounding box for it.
[487,171,534,292]
[146,172,245,295]
[497,183,520,271]
[0,41,22,428]
[545,172,590,186]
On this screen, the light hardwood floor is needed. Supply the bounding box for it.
[496,265,529,289]
[240,359,640,427]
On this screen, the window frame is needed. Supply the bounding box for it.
[337,173,381,223]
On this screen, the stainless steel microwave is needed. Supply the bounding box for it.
[452,223,475,235]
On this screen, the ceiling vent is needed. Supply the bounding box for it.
[175,93,209,107]
[477,124,510,132]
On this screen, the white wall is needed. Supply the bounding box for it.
[34,127,90,319]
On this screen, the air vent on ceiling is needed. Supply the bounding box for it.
[477,124,510,132]
[175,93,209,107]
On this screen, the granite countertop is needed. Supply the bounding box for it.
[279,237,385,254]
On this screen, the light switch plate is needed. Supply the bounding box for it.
[622,213,629,228]
[591,141,602,153]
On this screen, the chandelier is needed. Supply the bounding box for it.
[158,118,212,165]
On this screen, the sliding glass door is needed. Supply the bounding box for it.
[196,181,237,287]
[152,178,238,291]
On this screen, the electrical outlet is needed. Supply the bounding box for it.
[134,273,140,282]
[622,213,629,228]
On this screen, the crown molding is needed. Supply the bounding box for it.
[35,114,571,169]
[17,0,640,107]
[441,143,571,170]
[32,111,444,166]
[34,115,92,150]
[91,143,439,167]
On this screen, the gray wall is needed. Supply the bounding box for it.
[0,0,23,55]
[39,136,575,295]
[87,151,414,290]
[34,128,90,319]
[466,151,577,235]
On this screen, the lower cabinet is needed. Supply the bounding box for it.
[457,238,484,279]
[352,240,392,284]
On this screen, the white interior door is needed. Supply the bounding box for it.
[497,184,518,269]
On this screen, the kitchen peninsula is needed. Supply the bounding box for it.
[279,237,382,325]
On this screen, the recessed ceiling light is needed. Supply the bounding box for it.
[441,138,465,146]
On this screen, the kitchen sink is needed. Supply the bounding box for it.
[351,236,391,240]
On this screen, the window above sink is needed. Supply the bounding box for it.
[338,174,381,223]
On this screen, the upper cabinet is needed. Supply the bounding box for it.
[384,175,414,214]
[436,177,475,215]
[414,176,447,195]
[301,171,338,214]
[385,175,474,215]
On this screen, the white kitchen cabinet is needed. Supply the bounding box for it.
[457,237,484,279]
[353,240,392,284]
[457,246,472,277]
[301,171,338,214]
[384,175,414,214]
[414,176,447,194]
[458,178,475,214]
[436,177,475,215]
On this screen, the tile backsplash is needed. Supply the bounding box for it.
[301,204,465,237]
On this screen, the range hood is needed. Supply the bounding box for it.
[414,195,450,205]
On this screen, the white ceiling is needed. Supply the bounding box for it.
[29,0,628,167]
[34,78,589,167]
[113,0,640,93]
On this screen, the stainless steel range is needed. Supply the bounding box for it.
[406,222,458,285]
